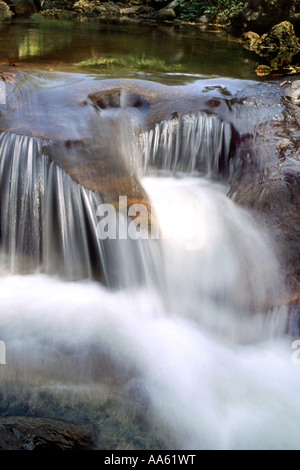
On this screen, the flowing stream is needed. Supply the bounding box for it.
[0,19,299,450]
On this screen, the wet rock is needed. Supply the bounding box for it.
[87,79,238,133]
[0,416,95,450]
[240,31,260,49]
[284,80,300,132]
[156,7,175,21]
[285,80,300,107]
[229,164,300,305]
[255,64,272,76]
[241,21,300,70]
[0,0,13,16]
[227,84,300,307]
[90,87,151,110]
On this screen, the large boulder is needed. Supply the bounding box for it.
[156,7,176,21]
[228,79,300,316]
[241,21,300,69]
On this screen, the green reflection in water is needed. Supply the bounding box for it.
[76,54,187,73]
[18,28,73,59]
[0,16,259,81]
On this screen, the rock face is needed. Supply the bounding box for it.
[241,21,300,69]
[0,416,95,450]
[41,0,75,10]
[228,79,300,316]
[285,79,300,108]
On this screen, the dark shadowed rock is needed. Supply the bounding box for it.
[156,7,175,21]
[4,0,38,16]
[229,0,298,33]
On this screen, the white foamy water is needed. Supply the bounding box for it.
[0,175,298,450]
[0,273,298,450]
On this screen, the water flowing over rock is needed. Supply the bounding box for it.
[0,132,109,281]
[139,112,232,176]
[228,78,300,316]
[0,68,300,450]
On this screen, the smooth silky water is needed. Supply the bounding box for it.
[0,17,298,450]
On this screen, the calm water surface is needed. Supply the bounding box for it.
[0,16,261,82]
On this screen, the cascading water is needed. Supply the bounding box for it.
[0,131,108,281]
[0,75,299,450]
[139,112,232,176]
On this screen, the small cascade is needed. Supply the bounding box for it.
[0,130,163,290]
[0,74,296,451]
[0,131,108,282]
[139,112,232,176]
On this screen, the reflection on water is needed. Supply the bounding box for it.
[18,29,73,59]
[0,16,259,80]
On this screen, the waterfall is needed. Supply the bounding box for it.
[139,112,232,176]
[0,130,164,290]
[0,131,108,282]
[0,88,295,450]
[0,116,285,340]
